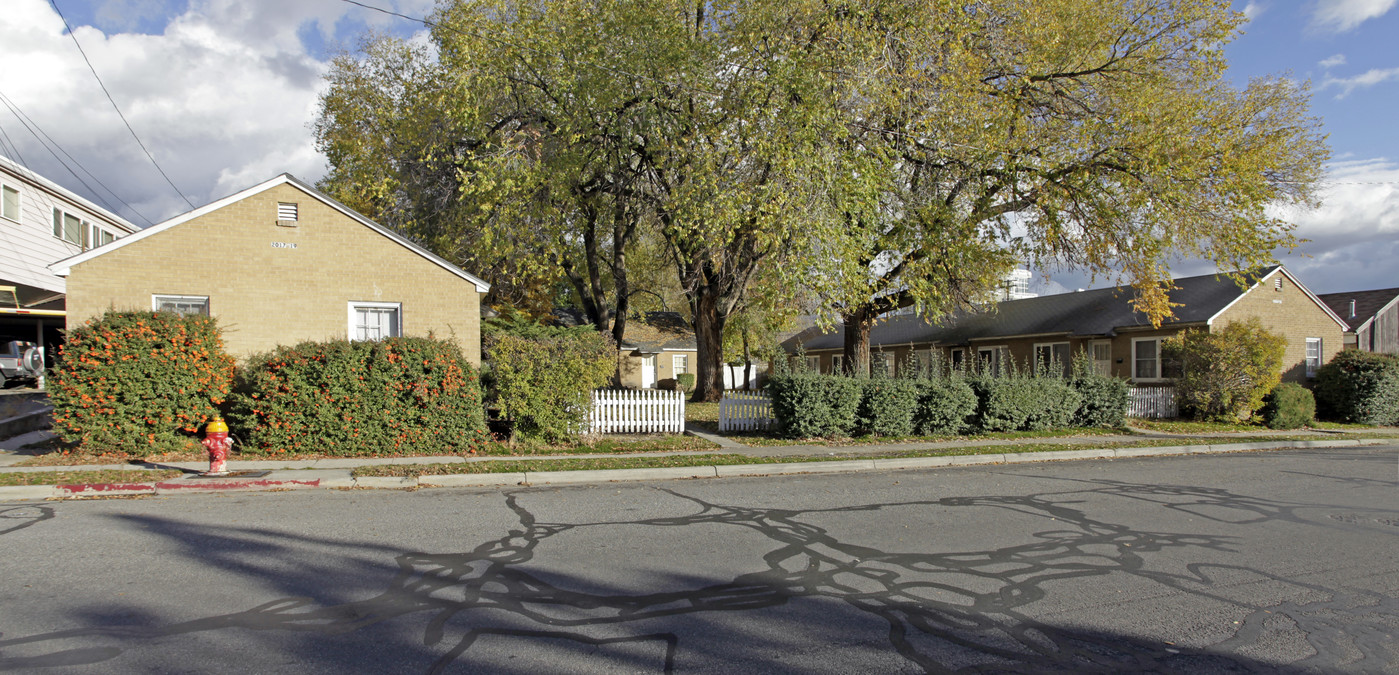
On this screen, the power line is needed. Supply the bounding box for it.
[0,90,156,226]
[48,0,194,209]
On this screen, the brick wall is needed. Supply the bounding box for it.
[65,182,484,363]
[1215,270,1345,382]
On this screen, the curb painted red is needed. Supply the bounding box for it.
[55,482,157,496]
[153,478,322,492]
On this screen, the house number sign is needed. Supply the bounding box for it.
[271,242,298,249]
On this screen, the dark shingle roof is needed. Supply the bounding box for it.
[618,312,696,352]
[1316,288,1399,331]
[789,267,1277,351]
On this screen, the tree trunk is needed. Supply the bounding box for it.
[691,291,726,402]
[742,329,752,390]
[842,307,873,377]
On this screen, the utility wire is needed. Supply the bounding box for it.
[48,0,194,209]
[0,122,29,167]
[0,90,155,226]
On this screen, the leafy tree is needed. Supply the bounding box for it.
[1164,318,1286,421]
[813,0,1327,375]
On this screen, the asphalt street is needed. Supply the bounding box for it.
[1,446,1396,673]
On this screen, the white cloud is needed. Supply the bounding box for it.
[0,0,433,226]
[1242,2,1268,20]
[1323,66,1399,97]
[1310,0,1398,33]
[1272,158,1399,292]
[1318,53,1347,69]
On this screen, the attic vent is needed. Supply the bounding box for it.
[1349,300,1357,319]
[277,202,298,226]
[1274,278,1283,291]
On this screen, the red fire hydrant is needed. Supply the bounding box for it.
[202,417,233,475]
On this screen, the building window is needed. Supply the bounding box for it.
[804,356,820,373]
[672,353,690,375]
[977,346,1008,375]
[52,207,85,245]
[949,347,965,371]
[871,352,894,378]
[349,302,400,341]
[831,354,844,375]
[152,295,209,315]
[1131,337,1182,381]
[1034,342,1071,377]
[1091,341,1112,377]
[1,184,18,222]
[1306,338,1322,378]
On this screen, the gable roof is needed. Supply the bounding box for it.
[619,311,696,352]
[789,266,1341,352]
[48,173,490,292]
[1317,287,1399,332]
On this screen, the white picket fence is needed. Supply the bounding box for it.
[719,391,776,432]
[590,389,685,434]
[1129,386,1178,419]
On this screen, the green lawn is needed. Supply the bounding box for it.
[0,469,185,487]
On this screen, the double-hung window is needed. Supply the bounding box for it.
[1,184,18,222]
[672,354,690,376]
[1132,337,1182,381]
[52,207,85,246]
[349,302,401,341]
[831,354,844,375]
[1305,338,1322,378]
[153,295,209,316]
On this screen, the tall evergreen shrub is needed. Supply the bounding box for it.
[913,378,978,435]
[970,375,1081,432]
[1313,350,1399,425]
[1069,354,1130,427]
[859,378,920,436]
[767,373,862,438]
[50,310,235,453]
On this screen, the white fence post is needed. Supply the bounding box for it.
[719,391,775,432]
[589,389,686,434]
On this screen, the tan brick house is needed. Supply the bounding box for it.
[785,266,1346,384]
[51,174,490,362]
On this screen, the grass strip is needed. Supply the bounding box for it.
[708,427,1127,448]
[0,469,185,487]
[354,435,1351,478]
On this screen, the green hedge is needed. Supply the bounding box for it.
[1313,350,1399,425]
[49,310,235,453]
[1070,373,1130,428]
[914,378,978,435]
[767,373,862,438]
[971,376,1082,432]
[858,379,920,436]
[1261,382,1316,430]
[229,337,488,455]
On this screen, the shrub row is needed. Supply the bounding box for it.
[51,311,489,456]
[767,368,1128,439]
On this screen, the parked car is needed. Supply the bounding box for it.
[0,339,44,387]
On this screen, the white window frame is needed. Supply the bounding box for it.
[830,354,844,375]
[1033,341,1072,377]
[1,183,18,222]
[1305,338,1322,378]
[152,294,209,316]
[949,347,966,371]
[52,207,87,246]
[672,353,690,376]
[348,301,401,341]
[804,356,820,373]
[1131,337,1168,382]
[871,351,894,378]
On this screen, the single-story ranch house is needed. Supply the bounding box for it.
[785,266,1346,384]
[51,174,490,362]
[1318,287,1399,354]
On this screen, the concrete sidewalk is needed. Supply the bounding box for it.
[1,424,1392,502]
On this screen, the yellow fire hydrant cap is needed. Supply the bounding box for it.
[205,418,228,434]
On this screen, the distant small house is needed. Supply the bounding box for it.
[1317,287,1399,354]
[51,174,490,362]
[1,154,139,361]
[785,266,1346,384]
[556,310,761,390]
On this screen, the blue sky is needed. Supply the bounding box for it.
[1,0,1395,298]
